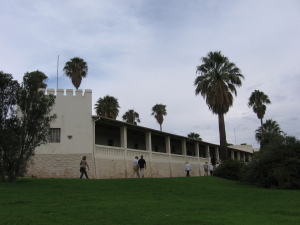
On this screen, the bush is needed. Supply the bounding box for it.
[240,135,300,189]
[214,159,245,181]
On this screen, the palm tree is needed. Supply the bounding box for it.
[194,51,244,160]
[94,95,120,119]
[255,119,282,146]
[187,132,202,141]
[63,57,88,89]
[248,90,271,140]
[122,109,141,125]
[151,104,167,131]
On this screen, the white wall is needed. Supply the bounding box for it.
[35,89,93,154]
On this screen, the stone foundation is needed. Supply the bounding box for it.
[26,153,206,179]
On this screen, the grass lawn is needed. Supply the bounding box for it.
[0,176,299,225]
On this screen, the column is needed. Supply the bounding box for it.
[120,126,127,148]
[145,131,152,151]
[242,152,245,162]
[205,145,210,158]
[181,139,187,156]
[237,151,240,161]
[231,150,234,160]
[195,142,199,158]
[165,136,171,154]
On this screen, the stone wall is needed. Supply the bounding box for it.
[26,153,95,179]
[26,153,205,179]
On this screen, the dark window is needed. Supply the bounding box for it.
[154,146,158,152]
[134,143,139,149]
[108,139,114,146]
[49,128,60,143]
[171,146,175,154]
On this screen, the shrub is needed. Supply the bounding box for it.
[214,159,244,181]
[240,135,300,189]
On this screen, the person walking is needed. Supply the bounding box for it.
[216,162,220,169]
[138,155,146,178]
[133,156,140,178]
[209,163,214,176]
[203,162,209,176]
[80,156,89,179]
[185,162,191,177]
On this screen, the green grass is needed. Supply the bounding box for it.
[0,177,300,225]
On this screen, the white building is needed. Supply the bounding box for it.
[26,89,254,179]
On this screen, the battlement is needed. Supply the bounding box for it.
[39,88,92,97]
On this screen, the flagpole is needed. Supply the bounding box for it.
[57,55,59,90]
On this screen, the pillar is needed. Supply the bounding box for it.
[165,136,171,154]
[231,150,234,160]
[145,131,152,151]
[205,145,210,158]
[242,152,245,162]
[181,139,187,156]
[237,151,240,161]
[195,142,199,157]
[120,126,127,148]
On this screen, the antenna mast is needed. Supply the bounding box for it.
[57,55,59,90]
[234,128,236,145]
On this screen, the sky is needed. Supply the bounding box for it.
[1,0,300,148]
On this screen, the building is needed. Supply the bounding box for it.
[26,89,254,179]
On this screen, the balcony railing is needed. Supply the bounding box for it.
[94,144,209,164]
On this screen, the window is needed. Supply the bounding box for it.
[108,139,114,146]
[49,128,60,143]
[134,143,139,149]
[154,146,158,152]
[171,146,176,154]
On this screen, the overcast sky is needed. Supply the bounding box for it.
[1,0,299,148]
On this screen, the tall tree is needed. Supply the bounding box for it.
[0,71,19,182]
[0,71,56,182]
[194,51,244,160]
[26,70,48,89]
[122,109,141,125]
[255,119,283,146]
[63,57,88,89]
[187,132,202,141]
[94,95,120,119]
[248,90,271,141]
[151,104,167,131]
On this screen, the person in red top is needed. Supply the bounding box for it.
[80,156,89,179]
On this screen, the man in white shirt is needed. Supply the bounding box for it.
[132,156,140,178]
[185,162,191,177]
[216,162,220,169]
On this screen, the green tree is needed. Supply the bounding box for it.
[151,104,167,131]
[0,71,20,182]
[187,132,202,141]
[0,71,56,182]
[194,51,244,160]
[122,109,140,125]
[63,57,88,89]
[26,70,48,89]
[255,119,283,146]
[248,90,271,141]
[94,95,120,119]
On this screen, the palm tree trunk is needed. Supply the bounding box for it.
[260,118,264,141]
[218,113,228,160]
[160,124,162,131]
